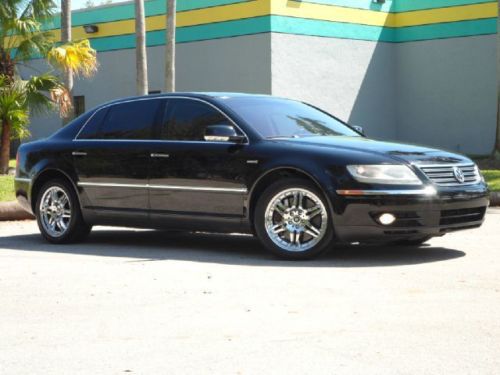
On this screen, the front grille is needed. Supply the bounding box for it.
[418,163,480,186]
[439,207,486,226]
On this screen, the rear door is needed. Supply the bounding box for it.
[73,99,163,222]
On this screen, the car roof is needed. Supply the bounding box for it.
[99,92,273,107]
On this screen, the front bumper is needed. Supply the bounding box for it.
[332,185,489,243]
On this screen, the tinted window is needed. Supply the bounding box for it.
[222,97,360,138]
[162,99,231,141]
[78,107,108,139]
[101,100,161,140]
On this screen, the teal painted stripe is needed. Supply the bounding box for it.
[87,16,271,51]
[300,0,495,12]
[270,16,496,42]
[395,18,498,41]
[43,0,250,29]
[271,16,394,41]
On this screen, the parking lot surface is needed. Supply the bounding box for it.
[1,210,499,374]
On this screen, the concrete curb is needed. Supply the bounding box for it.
[0,201,34,221]
[490,192,500,207]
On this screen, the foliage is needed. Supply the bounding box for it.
[0,74,69,139]
[0,175,15,202]
[483,170,500,192]
[48,40,98,78]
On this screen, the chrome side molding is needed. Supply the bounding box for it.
[77,181,247,194]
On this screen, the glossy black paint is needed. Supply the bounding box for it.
[15,93,489,242]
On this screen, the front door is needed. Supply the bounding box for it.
[148,98,251,228]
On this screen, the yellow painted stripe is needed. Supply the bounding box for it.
[7,0,269,46]
[395,2,498,27]
[271,0,394,26]
[272,1,497,28]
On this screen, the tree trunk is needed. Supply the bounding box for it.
[0,120,11,175]
[164,0,176,92]
[135,0,149,95]
[61,0,74,124]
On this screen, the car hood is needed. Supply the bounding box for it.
[277,136,470,165]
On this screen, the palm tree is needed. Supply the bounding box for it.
[0,0,98,174]
[164,0,176,92]
[0,74,69,174]
[61,0,73,122]
[135,0,148,95]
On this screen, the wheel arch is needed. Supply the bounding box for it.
[31,168,80,213]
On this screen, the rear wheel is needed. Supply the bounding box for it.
[35,178,92,244]
[254,178,334,260]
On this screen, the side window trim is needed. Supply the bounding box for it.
[73,96,249,144]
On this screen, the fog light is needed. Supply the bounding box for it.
[378,213,396,225]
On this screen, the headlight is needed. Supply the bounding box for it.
[346,164,422,185]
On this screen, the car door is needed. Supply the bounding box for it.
[148,98,251,227]
[73,98,162,222]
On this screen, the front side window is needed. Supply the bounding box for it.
[100,100,161,140]
[161,99,232,141]
[222,97,360,139]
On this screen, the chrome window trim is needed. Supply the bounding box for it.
[73,96,250,144]
[77,181,248,194]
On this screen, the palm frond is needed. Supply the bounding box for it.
[13,30,54,61]
[48,40,99,78]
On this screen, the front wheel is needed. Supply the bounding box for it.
[254,178,334,260]
[36,178,92,244]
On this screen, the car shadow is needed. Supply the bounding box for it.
[0,229,465,267]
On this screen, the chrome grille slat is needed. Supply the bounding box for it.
[417,163,480,187]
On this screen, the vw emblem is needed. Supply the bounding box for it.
[453,167,465,183]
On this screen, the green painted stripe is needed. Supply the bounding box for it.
[44,0,251,29]
[300,0,496,13]
[395,18,498,41]
[87,16,271,51]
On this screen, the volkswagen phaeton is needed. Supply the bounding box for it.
[15,93,489,259]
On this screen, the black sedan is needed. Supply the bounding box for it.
[15,93,489,259]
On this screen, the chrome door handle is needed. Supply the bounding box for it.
[150,153,170,158]
[72,151,87,156]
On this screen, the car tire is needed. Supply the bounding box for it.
[35,178,92,244]
[254,178,335,260]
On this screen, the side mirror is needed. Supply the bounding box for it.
[352,125,365,135]
[204,125,246,143]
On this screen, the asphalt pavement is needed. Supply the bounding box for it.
[1,210,499,374]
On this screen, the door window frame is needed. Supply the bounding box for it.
[73,96,250,145]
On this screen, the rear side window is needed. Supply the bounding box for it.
[78,107,108,139]
[161,99,232,141]
[100,100,161,140]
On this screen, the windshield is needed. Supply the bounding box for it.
[222,97,360,138]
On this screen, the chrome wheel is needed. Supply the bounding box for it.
[39,186,72,238]
[264,188,328,252]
